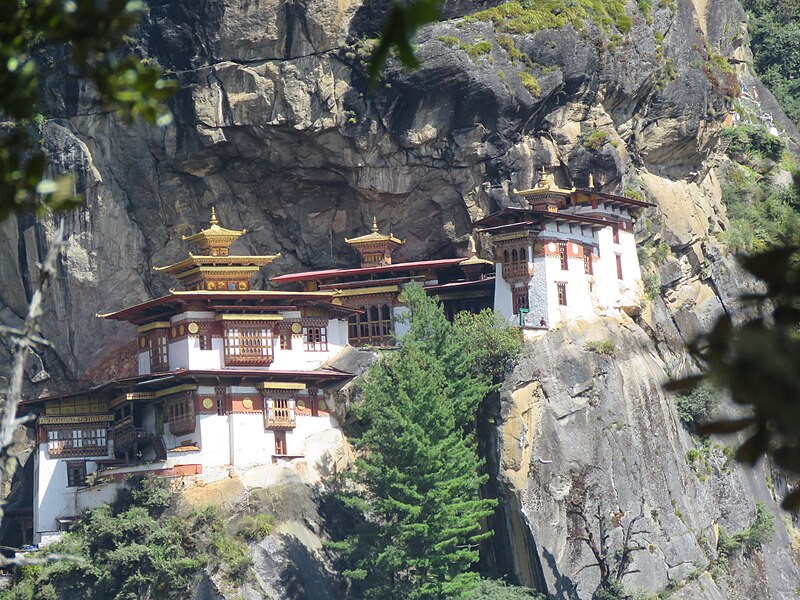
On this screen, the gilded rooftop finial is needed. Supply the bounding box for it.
[371,216,379,234]
[588,173,595,189]
[536,166,549,189]
[210,206,219,226]
[467,235,477,256]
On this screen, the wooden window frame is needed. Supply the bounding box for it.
[303,326,328,352]
[66,461,87,487]
[583,246,593,275]
[198,334,211,350]
[615,254,623,280]
[166,393,196,435]
[557,282,567,306]
[223,325,274,365]
[274,430,287,456]
[512,286,529,314]
[347,303,394,346]
[559,242,568,271]
[149,330,169,372]
[613,224,620,244]
[47,427,108,458]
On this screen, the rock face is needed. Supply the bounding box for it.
[2,0,799,596]
[492,317,800,598]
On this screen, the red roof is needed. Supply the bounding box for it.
[99,290,360,324]
[270,258,466,283]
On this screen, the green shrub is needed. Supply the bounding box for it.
[468,579,546,598]
[497,34,525,61]
[518,71,541,96]
[581,129,611,150]
[740,500,776,550]
[643,270,661,301]
[237,513,276,541]
[467,40,492,58]
[585,340,616,355]
[720,124,786,162]
[437,35,460,47]
[465,0,634,35]
[674,380,720,429]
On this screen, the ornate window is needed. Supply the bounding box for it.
[557,282,567,306]
[583,245,593,275]
[615,254,623,280]
[150,331,169,372]
[559,242,568,270]
[279,333,290,350]
[348,303,393,346]
[66,461,87,487]
[613,224,620,244]
[223,325,273,365]
[513,287,529,314]
[166,393,196,435]
[304,326,328,352]
[47,427,108,458]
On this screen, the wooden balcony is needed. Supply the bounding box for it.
[114,427,153,452]
[502,262,533,281]
[224,353,272,367]
[47,441,109,458]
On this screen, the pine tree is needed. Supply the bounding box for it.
[331,283,522,599]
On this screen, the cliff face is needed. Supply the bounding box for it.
[2,0,799,596]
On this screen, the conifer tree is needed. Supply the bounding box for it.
[331,283,522,599]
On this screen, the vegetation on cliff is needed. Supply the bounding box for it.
[1,477,267,599]
[329,283,523,599]
[743,0,800,127]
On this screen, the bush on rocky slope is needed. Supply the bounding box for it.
[1,477,272,599]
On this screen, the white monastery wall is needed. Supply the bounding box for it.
[493,264,514,324]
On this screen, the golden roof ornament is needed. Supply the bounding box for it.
[154,207,279,289]
[588,173,595,189]
[459,234,493,267]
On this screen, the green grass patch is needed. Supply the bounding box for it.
[581,128,611,150]
[465,0,633,35]
[518,71,541,96]
[437,35,460,47]
[466,40,492,58]
[497,34,526,61]
[584,340,616,355]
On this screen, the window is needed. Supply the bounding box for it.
[304,327,328,352]
[616,254,623,280]
[557,282,567,306]
[150,331,169,372]
[347,304,394,346]
[224,326,273,365]
[583,246,593,275]
[513,287,529,314]
[274,431,287,455]
[559,242,568,270]
[613,224,620,244]
[198,334,211,350]
[47,428,108,457]
[66,461,86,487]
[166,393,196,435]
[279,333,290,350]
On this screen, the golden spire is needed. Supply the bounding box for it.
[210,206,219,226]
[536,166,549,189]
[371,216,379,234]
[588,173,595,189]
[459,234,493,269]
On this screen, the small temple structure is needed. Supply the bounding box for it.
[271,219,495,345]
[16,171,655,547]
[474,169,654,327]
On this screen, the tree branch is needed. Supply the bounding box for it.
[0,221,64,563]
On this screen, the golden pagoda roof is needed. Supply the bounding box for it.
[182,207,247,247]
[513,167,576,196]
[345,217,404,246]
[459,236,493,267]
[153,254,280,274]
